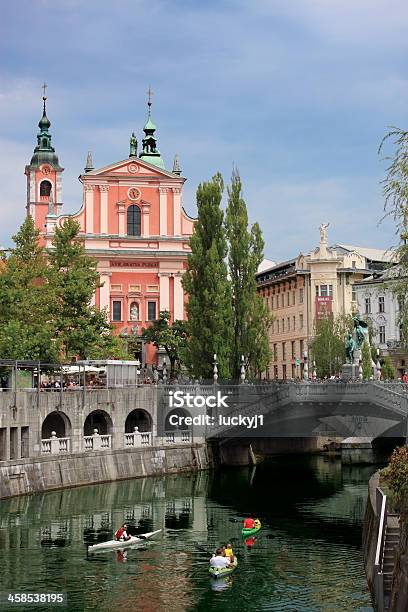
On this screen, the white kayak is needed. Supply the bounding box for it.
[88,529,162,553]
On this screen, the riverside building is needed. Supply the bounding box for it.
[25,89,194,365]
[257,224,391,379]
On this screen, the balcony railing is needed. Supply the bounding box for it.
[41,436,70,454]
[84,433,111,451]
[124,432,152,447]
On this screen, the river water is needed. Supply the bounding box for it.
[0,456,375,612]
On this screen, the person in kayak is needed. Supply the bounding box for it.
[210,547,230,569]
[114,523,131,542]
[243,517,255,529]
[224,543,234,563]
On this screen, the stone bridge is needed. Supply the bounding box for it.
[160,382,408,444]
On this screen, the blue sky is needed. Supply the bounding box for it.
[1,0,408,260]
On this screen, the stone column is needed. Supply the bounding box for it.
[159,273,170,311]
[100,272,112,314]
[142,202,150,237]
[172,187,181,236]
[173,272,184,320]
[117,202,126,236]
[159,187,168,235]
[99,184,109,234]
[85,185,95,234]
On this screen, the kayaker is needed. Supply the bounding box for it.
[210,547,230,569]
[224,543,234,563]
[243,517,255,529]
[114,523,131,542]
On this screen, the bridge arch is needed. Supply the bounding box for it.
[165,408,191,431]
[41,411,71,439]
[84,410,113,436]
[125,409,152,433]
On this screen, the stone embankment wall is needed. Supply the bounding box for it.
[389,518,408,611]
[0,444,211,500]
[362,472,380,598]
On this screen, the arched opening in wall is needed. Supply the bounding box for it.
[84,410,113,436]
[125,409,152,433]
[40,180,52,197]
[372,430,406,462]
[127,204,141,236]
[41,411,71,439]
[165,408,191,431]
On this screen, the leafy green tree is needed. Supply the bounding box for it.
[142,311,188,378]
[183,174,232,378]
[310,315,353,378]
[361,340,373,380]
[381,355,396,380]
[47,218,116,360]
[379,128,408,348]
[225,170,272,377]
[0,217,59,361]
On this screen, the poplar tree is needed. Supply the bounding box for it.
[225,170,272,377]
[47,218,120,360]
[183,174,232,378]
[0,216,58,361]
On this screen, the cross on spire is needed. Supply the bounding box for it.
[42,81,48,100]
[147,85,153,113]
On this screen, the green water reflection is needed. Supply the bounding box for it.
[0,456,375,611]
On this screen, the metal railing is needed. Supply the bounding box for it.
[374,487,387,612]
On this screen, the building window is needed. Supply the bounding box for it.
[300,339,304,356]
[318,285,333,298]
[291,340,296,359]
[287,292,290,306]
[112,300,122,322]
[292,292,296,305]
[352,285,356,302]
[129,302,139,321]
[299,288,304,304]
[282,364,287,380]
[287,317,290,331]
[293,315,296,330]
[40,180,52,196]
[379,296,385,313]
[379,325,386,344]
[292,364,296,379]
[365,297,371,314]
[147,301,157,321]
[277,320,280,333]
[127,205,141,236]
[281,294,285,307]
[273,344,277,361]
[282,342,286,360]
[274,365,278,379]
[282,319,285,333]
[300,314,304,329]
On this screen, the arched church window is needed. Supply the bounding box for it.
[42,138,48,147]
[127,205,141,236]
[40,180,52,197]
[129,302,139,321]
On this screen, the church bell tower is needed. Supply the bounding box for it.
[25,84,63,231]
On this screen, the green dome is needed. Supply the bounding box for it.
[38,111,51,131]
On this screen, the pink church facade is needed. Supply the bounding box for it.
[25,95,194,365]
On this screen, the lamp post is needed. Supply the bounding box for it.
[240,355,246,384]
[303,350,308,381]
[312,360,317,381]
[213,354,218,384]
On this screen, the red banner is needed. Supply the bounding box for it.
[315,296,332,319]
